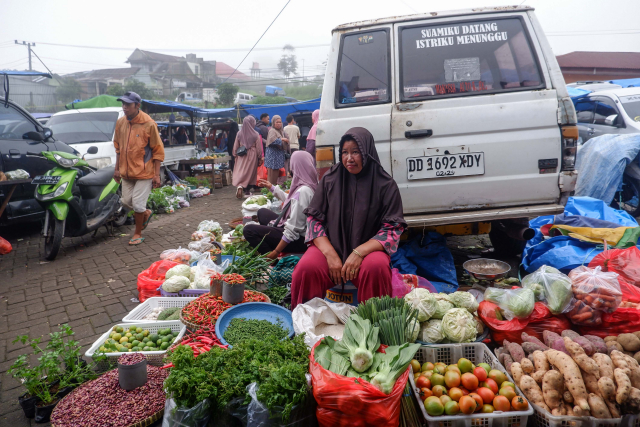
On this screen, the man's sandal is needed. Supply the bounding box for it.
[129,237,145,246]
[142,212,154,230]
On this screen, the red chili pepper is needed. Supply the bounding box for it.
[161,363,174,369]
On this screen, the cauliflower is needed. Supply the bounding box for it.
[165,264,192,280]
[162,276,191,293]
[404,288,437,322]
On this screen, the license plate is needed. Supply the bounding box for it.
[32,175,60,185]
[407,152,485,180]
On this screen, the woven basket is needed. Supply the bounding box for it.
[179,291,271,331]
[229,217,243,229]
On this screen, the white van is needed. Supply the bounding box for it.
[234,93,254,105]
[316,6,579,249]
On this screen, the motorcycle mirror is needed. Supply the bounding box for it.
[87,146,99,155]
[23,131,44,142]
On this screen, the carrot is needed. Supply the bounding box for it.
[573,312,593,322]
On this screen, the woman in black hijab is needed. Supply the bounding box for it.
[290,127,406,308]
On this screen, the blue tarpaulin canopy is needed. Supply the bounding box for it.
[567,86,591,100]
[240,98,320,120]
[1,70,52,106]
[609,78,640,88]
[140,99,240,120]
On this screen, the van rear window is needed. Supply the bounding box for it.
[399,18,544,101]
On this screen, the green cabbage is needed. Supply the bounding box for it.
[432,299,455,319]
[165,264,192,280]
[404,288,437,322]
[447,291,479,313]
[441,308,477,343]
[546,279,573,314]
[406,319,420,342]
[162,276,191,293]
[504,288,535,319]
[419,319,445,343]
[484,287,507,304]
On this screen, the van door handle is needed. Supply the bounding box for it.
[404,129,433,139]
[587,127,595,136]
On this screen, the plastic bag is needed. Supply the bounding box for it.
[588,247,640,303]
[568,265,622,313]
[162,398,211,427]
[477,300,571,344]
[197,220,222,240]
[137,260,180,302]
[521,265,573,315]
[566,299,602,326]
[191,231,213,241]
[292,297,352,348]
[188,238,215,252]
[0,236,12,255]
[482,287,535,321]
[5,169,29,180]
[310,340,409,427]
[270,200,283,214]
[160,247,192,264]
[390,268,436,298]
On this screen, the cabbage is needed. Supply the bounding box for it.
[404,288,437,322]
[447,291,479,313]
[192,276,211,289]
[504,288,535,319]
[406,319,420,342]
[165,264,192,280]
[432,299,455,319]
[442,308,477,343]
[484,287,507,304]
[189,266,198,282]
[162,276,191,293]
[419,319,445,343]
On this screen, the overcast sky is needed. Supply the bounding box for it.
[1,0,639,78]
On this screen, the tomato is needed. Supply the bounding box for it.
[411,359,421,373]
[481,404,494,413]
[432,385,447,397]
[476,387,495,405]
[421,370,433,378]
[460,387,470,396]
[444,371,461,388]
[420,388,432,401]
[414,373,421,381]
[512,396,529,411]
[424,396,444,416]
[416,376,431,389]
[459,395,477,415]
[473,366,488,381]
[444,401,460,415]
[469,393,484,412]
[489,369,507,386]
[493,395,510,412]
[440,395,452,405]
[499,386,517,403]
[446,364,461,374]
[422,362,435,372]
[434,363,447,375]
[461,373,479,391]
[448,387,463,402]
[478,363,491,375]
[458,358,473,374]
[501,381,516,390]
[481,378,499,394]
[430,373,445,387]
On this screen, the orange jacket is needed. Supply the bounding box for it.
[113,111,165,180]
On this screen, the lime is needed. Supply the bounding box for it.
[142,330,150,337]
[115,326,123,333]
[131,340,140,346]
[125,332,133,338]
[160,342,170,350]
[135,333,144,341]
[99,346,107,352]
[136,327,143,334]
[119,337,129,344]
[149,334,159,342]
[113,333,122,341]
[142,337,149,343]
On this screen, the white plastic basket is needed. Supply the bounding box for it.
[410,342,533,427]
[85,321,186,372]
[122,297,195,323]
[526,395,639,427]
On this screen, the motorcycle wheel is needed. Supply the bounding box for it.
[612,176,640,218]
[111,188,128,227]
[44,218,64,260]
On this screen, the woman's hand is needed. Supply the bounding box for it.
[266,250,279,260]
[341,252,363,282]
[258,179,272,188]
[327,253,344,285]
[282,137,289,143]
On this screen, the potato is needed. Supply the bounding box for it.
[617,334,640,352]
[592,353,614,380]
[604,336,618,343]
[623,387,640,413]
[521,357,534,374]
[598,377,621,418]
[582,369,602,397]
[564,337,600,379]
[614,368,631,404]
[607,340,624,354]
[634,351,640,365]
[511,362,523,386]
[583,335,608,354]
[521,375,550,411]
[588,393,612,419]
[633,331,640,340]
[542,370,564,411]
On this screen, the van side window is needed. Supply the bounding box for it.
[399,18,544,101]
[0,105,38,140]
[592,97,620,126]
[575,99,595,124]
[336,30,390,106]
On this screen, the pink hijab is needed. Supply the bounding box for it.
[307,109,320,140]
[279,150,318,224]
[237,115,259,150]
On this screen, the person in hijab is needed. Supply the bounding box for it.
[264,115,288,185]
[290,127,406,309]
[232,116,264,199]
[243,151,318,258]
[174,126,188,145]
[306,109,319,161]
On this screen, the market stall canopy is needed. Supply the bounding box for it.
[142,99,202,117]
[65,95,121,110]
[195,107,242,120]
[1,70,52,106]
[609,78,640,88]
[240,98,321,121]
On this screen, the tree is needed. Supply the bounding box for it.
[277,44,298,79]
[123,79,153,100]
[55,78,82,104]
[217,83,238,106]
[106,83,124,96]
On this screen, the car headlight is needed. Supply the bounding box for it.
[54,153,79,167]
[36,182,69,201]
[86,157,112,169]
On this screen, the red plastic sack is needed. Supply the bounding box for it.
[137,260,180,302]
[477,301,571,344]
[257,164,268,181]
[278,167,286,177]
[0,236,12,255]
[589,247,640,303]
[310,340,410,427]
[578,308,640,337]
[390,268,436,298]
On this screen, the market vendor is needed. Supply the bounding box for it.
[243,150,318,258]
[290,127,406,309]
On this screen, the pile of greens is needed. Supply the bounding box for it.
[245,196,268,206]
[164,334,310,421]
[222,240,250,256]
[223,318,288,346]
[261,188,275,202]
[223,237,272,284]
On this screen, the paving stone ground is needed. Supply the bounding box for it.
[0,185,243,426]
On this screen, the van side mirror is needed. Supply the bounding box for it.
[43,128,53,140]
[604,114,618,126]
[23,131,44,141]
[87,146,99,155]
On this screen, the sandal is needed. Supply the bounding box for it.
[142,212,154,230]
[129,237,145,246]
[236,186,244,199]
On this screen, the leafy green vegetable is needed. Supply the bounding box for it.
[441,308,477,343]
[432,299,455,319]
[333,314,380,372]
[547,279,573,314]
[419,319,445,343]
[446,291,479,313]
[369,343,421,394]
[223,318,288,346]
[404,288,437,322]
[505,288,535,319]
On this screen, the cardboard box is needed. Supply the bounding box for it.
[222,170,232,186]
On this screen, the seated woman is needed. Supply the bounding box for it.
[290,128,406,309]
[243,150,318,259]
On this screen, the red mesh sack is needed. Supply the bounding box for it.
[310,341,410,427]
[0,236,12,255]
[137,260,180,302]
[578,308,640,337]
[589,247,640,303]
[478,301,571,343]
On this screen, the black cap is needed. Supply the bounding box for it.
[117,91,142,104]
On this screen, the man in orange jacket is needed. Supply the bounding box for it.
[113,92,165,245]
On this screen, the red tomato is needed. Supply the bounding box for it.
[460,387,470,396]
[473,366,488,381]
[444,371,461,388]
[416,376,431,389]
[483,378,499,394]
[448,387,463,402]
[493,395,510,412]
[469,393,484,412]
[512,396,529,411]
[459,396,477,415]
[499,386,517,403]
[476,387,495,405]
[420,388,432,401]
[432,385,447,397]
[461,373,479,391]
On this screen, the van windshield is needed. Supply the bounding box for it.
[399,17,543,101]
[47,112,118,144]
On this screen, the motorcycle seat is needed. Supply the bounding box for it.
[77,165,115,186]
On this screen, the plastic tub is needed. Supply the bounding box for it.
[524,395,639,427]
[118,359,147,391]
[122,297,195,323]
[409,342,533,427]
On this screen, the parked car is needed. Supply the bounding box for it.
[316,5,579,252]
[234,93,254,105]
[574,87,640,144]
[0,100,77,225]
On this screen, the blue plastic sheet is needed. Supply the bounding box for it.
[609,78,640,88]
[575,134,640,204]
[522,197,638,273]
[390,232,458,293]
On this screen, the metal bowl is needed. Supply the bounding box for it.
[463,258,511,281]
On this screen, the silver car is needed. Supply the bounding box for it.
[575,87,640,143]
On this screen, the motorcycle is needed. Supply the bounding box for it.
[29,147,127,260]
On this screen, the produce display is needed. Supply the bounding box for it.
[180,291,269,329]
[163,329,228,368]
[411,356,528,416]
[196,220,223,241]
[50,366,168,427]
[522,265,573,315]
[222,240,250,256]
[263,286,289,306]
[223,318,289,346]
[223,240,272,284]
[566,265,623,326]
[160,248,191,264]
[244,195,269,206]
[161,262,220,292]
[484,287,536,320]
[261,187,275,201]
[97,325,179,353]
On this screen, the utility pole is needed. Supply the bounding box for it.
[15,40,35,71]
[302,59,305,85]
